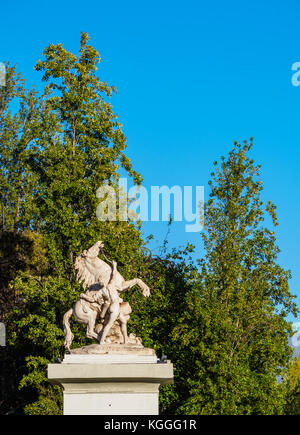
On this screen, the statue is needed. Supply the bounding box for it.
[63,241,150,352]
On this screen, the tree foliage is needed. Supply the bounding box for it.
[0,36,298,415]
[172,140,298,414]
[286,353,300,414]
[0,34,149,415]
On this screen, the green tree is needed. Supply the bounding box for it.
[0,64,49,414]
[0,64,41,234]
[173,140,298,414]
[0,34,150,415]
[286,353,300,414]
[1,38,297,416]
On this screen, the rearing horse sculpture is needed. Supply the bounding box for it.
[63,241,150,350]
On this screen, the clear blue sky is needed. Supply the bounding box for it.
[1,0,300,322]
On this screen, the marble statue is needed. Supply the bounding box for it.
[63,241,150,351]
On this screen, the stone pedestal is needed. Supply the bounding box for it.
[48,353,174,415]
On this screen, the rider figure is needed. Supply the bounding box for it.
[80,260,128,344]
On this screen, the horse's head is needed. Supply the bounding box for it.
[82,241,104,259]
[74,241,111,290]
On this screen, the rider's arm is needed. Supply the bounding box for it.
[80,293,95,303]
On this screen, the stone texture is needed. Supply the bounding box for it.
[48,361,174,384]
[68,342,155,355]
[48,360,174,415]
[63,392,158,415]
[63,353,158,364]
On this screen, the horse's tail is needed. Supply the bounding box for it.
[63,308,74,351]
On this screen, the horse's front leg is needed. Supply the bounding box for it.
[120,278,150,297]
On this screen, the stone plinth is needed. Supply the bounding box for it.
[67,342,155,356]
[48,353,174,415]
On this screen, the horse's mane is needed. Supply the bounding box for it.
[74,255,97,289]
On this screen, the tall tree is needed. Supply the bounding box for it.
[31,32,142,272]
[0,64,49,414]
[0,34,150,415]
[173,140,298,414]
[0,63,44,321]
[0,64,40,233]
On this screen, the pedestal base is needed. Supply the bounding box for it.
[48,354,174,415]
